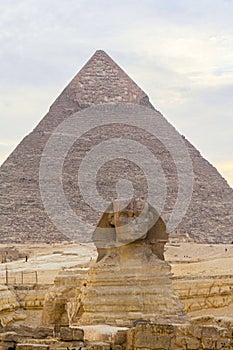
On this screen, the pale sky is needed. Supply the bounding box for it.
[0,0,232,187]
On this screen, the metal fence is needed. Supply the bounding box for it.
[0,268,39,285]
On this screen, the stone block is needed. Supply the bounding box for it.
[114,330,127,345]
[60,327,84,341]
[72,327,84,341]
[154,334,173,350]
[175,325,188,338]
[189,325,202,339]
[174,336,186,348]
[173,346,185,350]
[152,324,175,335]
[60,327,73,341]
[134,333,158,348]
[87,342,110,350]
[186,337,200,350]
[16,344,50,350]
[216,338,231,349]
[2,331,18,343]
[34,327,53,339]
[111,346,122,350]
[202,326,227,341]
[201,337,215,349]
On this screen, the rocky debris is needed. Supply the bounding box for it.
[0,325,53,339]
[74,199,187,327]
[0,312,26,328]
[41,265,89,327]
[16,345,49,350]
[14,285,48,310]
[126,319,233,350]
[0,325,54,350]
[0,318,232,350]
[0,285,19,312]
[0,50,232,244]
[32,328,53,340]
[0,284,50,328]
[86,342,110,350]
[1,331,19,343]
[60,327,84,341]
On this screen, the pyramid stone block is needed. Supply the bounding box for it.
[0,50,232,243]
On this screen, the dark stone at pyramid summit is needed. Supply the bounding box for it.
[0,50,232,243]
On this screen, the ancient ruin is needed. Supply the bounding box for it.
[73,199,187,327]
[0,50,232,244]
[0,50,233,350]
[0,199,232,349]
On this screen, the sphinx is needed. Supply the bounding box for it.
[73,198,187,327]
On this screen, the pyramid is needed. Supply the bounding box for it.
[0,50,232,243]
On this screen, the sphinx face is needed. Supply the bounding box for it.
[93,198,167,262]
[113,200,155,244]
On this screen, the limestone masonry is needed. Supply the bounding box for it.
[74,199,187,327]
[0,50,232,243]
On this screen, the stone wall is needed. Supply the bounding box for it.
[126,319,233,350]
[14,285,49,310]
[0,285,19,314]
[1,318,232,350]
[41,265,89,327]
[0,284,49,327]
[173,275,233,312]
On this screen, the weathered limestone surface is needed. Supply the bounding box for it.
[14,286,48,310]
[0,284,51,327]
[0,325,53,339]
[0,50,232,244]
[16,345,49,350]
[126,319,233,350]
[0,285,19,314]
[73,199,187,327]
[173,275,233,313]
[1,318,233,350]
[0,285,24,327]
[0,325,53,350]
[59,326,84,341]
[41,265,89,327]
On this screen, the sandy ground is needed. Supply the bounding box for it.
[0,242,232,285]
[165,243,233,277]
[0,242,96,285]
[0,241,232,323]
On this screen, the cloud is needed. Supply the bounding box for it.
[0,85,59,141]
[0,141,15,147]
[0,0,232,187]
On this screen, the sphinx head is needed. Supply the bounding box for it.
[93,198,168,261]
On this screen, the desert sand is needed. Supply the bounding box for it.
[0,241,232,284]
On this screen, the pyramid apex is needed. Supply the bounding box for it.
[49,50,152,112]
[93,49,108,54]
[88,49,114,61]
